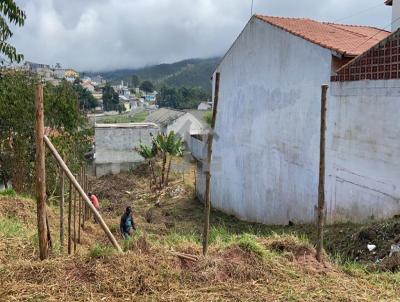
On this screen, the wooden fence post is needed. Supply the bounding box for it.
[202,72,220,256]
[316,84,329,263]
[73,174,77,253]
[35,83,49,260]
[44,136,123,253]
[60,165,65,251]
[68,178,72,255]
[78,168,82,243]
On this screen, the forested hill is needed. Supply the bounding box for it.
[87,57,220,92]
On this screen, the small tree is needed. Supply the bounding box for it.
[136,132,183,190]
[129,75,140,88]
[0,0,26,63]
[164,132,183,187]
[140,80,155,93]
[136,141,158,189]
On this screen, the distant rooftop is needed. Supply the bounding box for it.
[95,123,158,129]
[145,108,186,128]
[255,15,390,57]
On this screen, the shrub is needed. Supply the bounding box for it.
[0,188,17,197]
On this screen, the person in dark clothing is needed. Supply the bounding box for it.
[120,206,136,239]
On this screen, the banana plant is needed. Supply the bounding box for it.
[136,141,158,189]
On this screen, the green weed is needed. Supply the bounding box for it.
[89,244,114,258]
[0,216,24,238]
[236,233,266,258]
[0,188,16,197]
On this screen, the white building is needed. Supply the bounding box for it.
[197,102,211,111]
[95,123,159,177]
[195,13,398,225]
[145,108,208,142]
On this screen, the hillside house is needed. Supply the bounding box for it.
[145,108,208,142]
[196,8,400,225]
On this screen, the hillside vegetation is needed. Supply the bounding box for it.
[88,57,220,92]
[1,165,399,301]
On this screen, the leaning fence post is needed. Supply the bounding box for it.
[68,179,72,255]
[316,84,329,263]
[43,136,123,253]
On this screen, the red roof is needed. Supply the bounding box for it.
[255,15,390,57]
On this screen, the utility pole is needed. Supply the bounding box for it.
[251,0,254,16]
[316,84,328,263]
[35,83,49,260]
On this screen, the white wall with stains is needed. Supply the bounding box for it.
[327,80,400,223]
[208,17,333,225]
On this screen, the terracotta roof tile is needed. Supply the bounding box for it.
[255,15,390,57]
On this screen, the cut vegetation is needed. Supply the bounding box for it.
[0,165,399,301]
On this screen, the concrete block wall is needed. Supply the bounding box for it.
[95,123,159,177]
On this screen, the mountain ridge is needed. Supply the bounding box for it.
[85,57,220,92]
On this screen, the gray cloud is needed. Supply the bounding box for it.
[11,0,391,71]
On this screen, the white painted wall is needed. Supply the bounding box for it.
[208,17,333,225]
[167,113,207,142]
[95,123,159,176]
[327,80,400,223]
[392,0,400,32]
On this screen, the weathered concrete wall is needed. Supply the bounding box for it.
[95,123,159,177]
[209,17,333,225]
[327,80,400,222]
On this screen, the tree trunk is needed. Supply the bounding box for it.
[161,153,167,188]
[149,160,157,189]
[164,156,172,187]
[316,84,328,263]
[35,83,49,260]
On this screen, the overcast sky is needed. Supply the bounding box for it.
[10,0,391,71]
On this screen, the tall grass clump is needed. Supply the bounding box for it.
[237,233,266,258]
[0,216,24,238]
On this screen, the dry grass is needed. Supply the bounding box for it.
[0,169,399,301]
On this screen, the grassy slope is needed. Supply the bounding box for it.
[0,169,399,301]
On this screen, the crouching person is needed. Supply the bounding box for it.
[120,206,136,239]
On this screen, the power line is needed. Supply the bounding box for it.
[352,15,400,53]
[333,2,385,23]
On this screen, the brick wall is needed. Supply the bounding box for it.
[331,30,400,82]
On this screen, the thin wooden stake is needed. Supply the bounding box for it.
[35,83,49,260]
[44,136,123,253]
[316,84,329,263]
[202,72,220,256]
[60,165,65,251]
[68,179,72,255]
[73,174,77,253]
[78,169,82,244]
